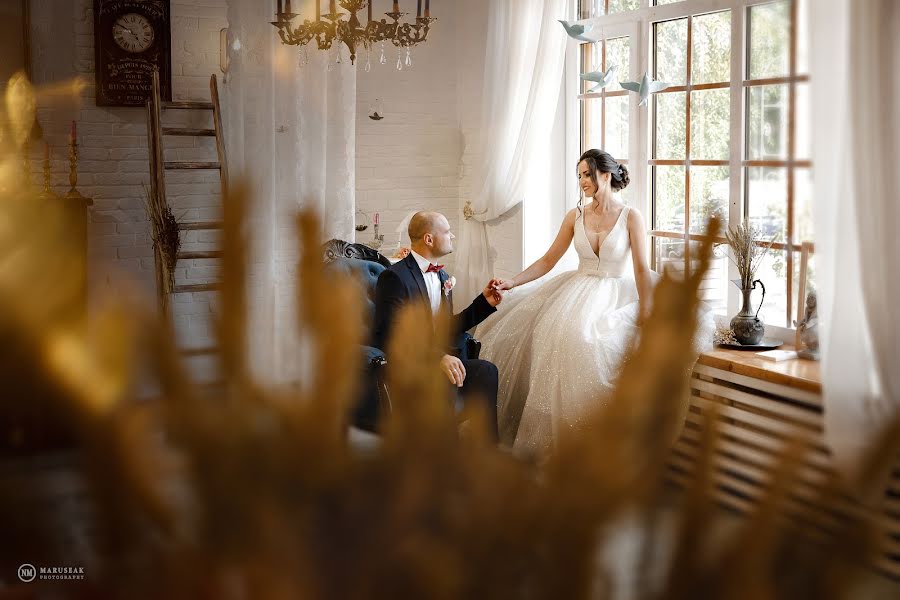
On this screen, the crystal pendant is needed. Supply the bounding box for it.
[365,46,372,72]
[404,47,412,67]
[379,41,387,65]
[396,47,403,70]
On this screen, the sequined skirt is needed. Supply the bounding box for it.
[476,269,643,455]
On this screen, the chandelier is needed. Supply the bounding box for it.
[271,1,435,68]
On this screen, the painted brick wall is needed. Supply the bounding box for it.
[355,0,524,280]
[28,0,227,378]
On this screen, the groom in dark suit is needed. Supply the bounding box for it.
[370,211,503,439]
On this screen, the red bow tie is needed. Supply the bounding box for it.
[426,263,444,273]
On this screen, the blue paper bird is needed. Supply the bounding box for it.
[580,65,618,93]
[620,72,671,107]
[558,20,599,43]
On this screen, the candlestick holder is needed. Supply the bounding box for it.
[366,222,384,250]
[65,137,93,206]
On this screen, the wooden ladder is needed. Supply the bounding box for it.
[146,70,228,373]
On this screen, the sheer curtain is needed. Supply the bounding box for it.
[224,0,355,383]
[812,0,900,474]
[453,0,567,306]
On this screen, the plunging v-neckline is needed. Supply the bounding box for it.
[582,206,627,259]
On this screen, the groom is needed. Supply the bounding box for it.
[370,211,503,439]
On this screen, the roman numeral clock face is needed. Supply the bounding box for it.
[112,13,154,53]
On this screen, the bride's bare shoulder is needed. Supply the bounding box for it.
[625,206,647,228]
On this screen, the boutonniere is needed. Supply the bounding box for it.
[443,276,456,297]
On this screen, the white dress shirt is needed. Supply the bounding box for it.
[410,250,442,315]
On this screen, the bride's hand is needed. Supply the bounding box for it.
[492,279,514,292]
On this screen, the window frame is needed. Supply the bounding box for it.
[570,0,813,334]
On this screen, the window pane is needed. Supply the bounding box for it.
[606,36,630,93]
[796,82,811,161]
[654,92,686,159]
[655,0,685,5]
[755,250,788,328]
[654,165,686,232]
[654,236,685,278]
[608,0,640,14]
[582,98,603,150]
[748,1,790,79]
[747,84,788,160]
[746,166,786,243]
[691,239,729,313]
[579,0,605,19]
[797,0,809,74]
[692,11,731,85]
[691,88,730,160]
[794,168,813,243]
[655,19,688,86]
[581,43,602,94]
[690,166,729,235]
[605,94,629,159]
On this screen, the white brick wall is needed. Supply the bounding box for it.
[28,0,227,372]
[355,0,524,281]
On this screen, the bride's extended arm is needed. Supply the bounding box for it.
[497,208,577,290]
[627,209,654,322]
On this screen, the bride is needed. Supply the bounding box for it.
[478,148,700,455]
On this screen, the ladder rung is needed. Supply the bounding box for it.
[164,161,221,170]
[162,101,214,110]
[179,221,222,231]
[177,250,222,260]
[180,346,218,357]
[162,127,217,136]
[173,282,220,293]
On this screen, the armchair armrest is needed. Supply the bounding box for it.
[462,332,481,361]
[361,345,391,420]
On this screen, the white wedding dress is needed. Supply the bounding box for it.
[477,206,711,455]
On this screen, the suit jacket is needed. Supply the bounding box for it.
[371,253,496,357]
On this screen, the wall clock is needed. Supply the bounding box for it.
[93,0,171,107]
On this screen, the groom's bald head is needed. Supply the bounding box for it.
[409,211,455,259]
[408,211,442,242]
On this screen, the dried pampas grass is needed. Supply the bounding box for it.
[142,182,181,301]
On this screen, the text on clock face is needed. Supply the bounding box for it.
[112,13,154,53]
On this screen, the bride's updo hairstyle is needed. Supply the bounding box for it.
[578,149,630,193]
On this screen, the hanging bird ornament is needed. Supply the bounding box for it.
[620,72,671,107]
[580,65,618,93]
[558,20,600,43]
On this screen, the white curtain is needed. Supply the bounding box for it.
[453,0,567,307]
[224,0,355,383]
[812,0,900,474]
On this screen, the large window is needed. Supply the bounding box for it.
[576,0,813,329]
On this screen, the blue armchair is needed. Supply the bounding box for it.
[323,240,392,432]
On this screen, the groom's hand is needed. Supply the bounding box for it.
[482,279,504,307]
[440,354,466,387]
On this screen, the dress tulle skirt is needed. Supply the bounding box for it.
[476,270,645,454]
